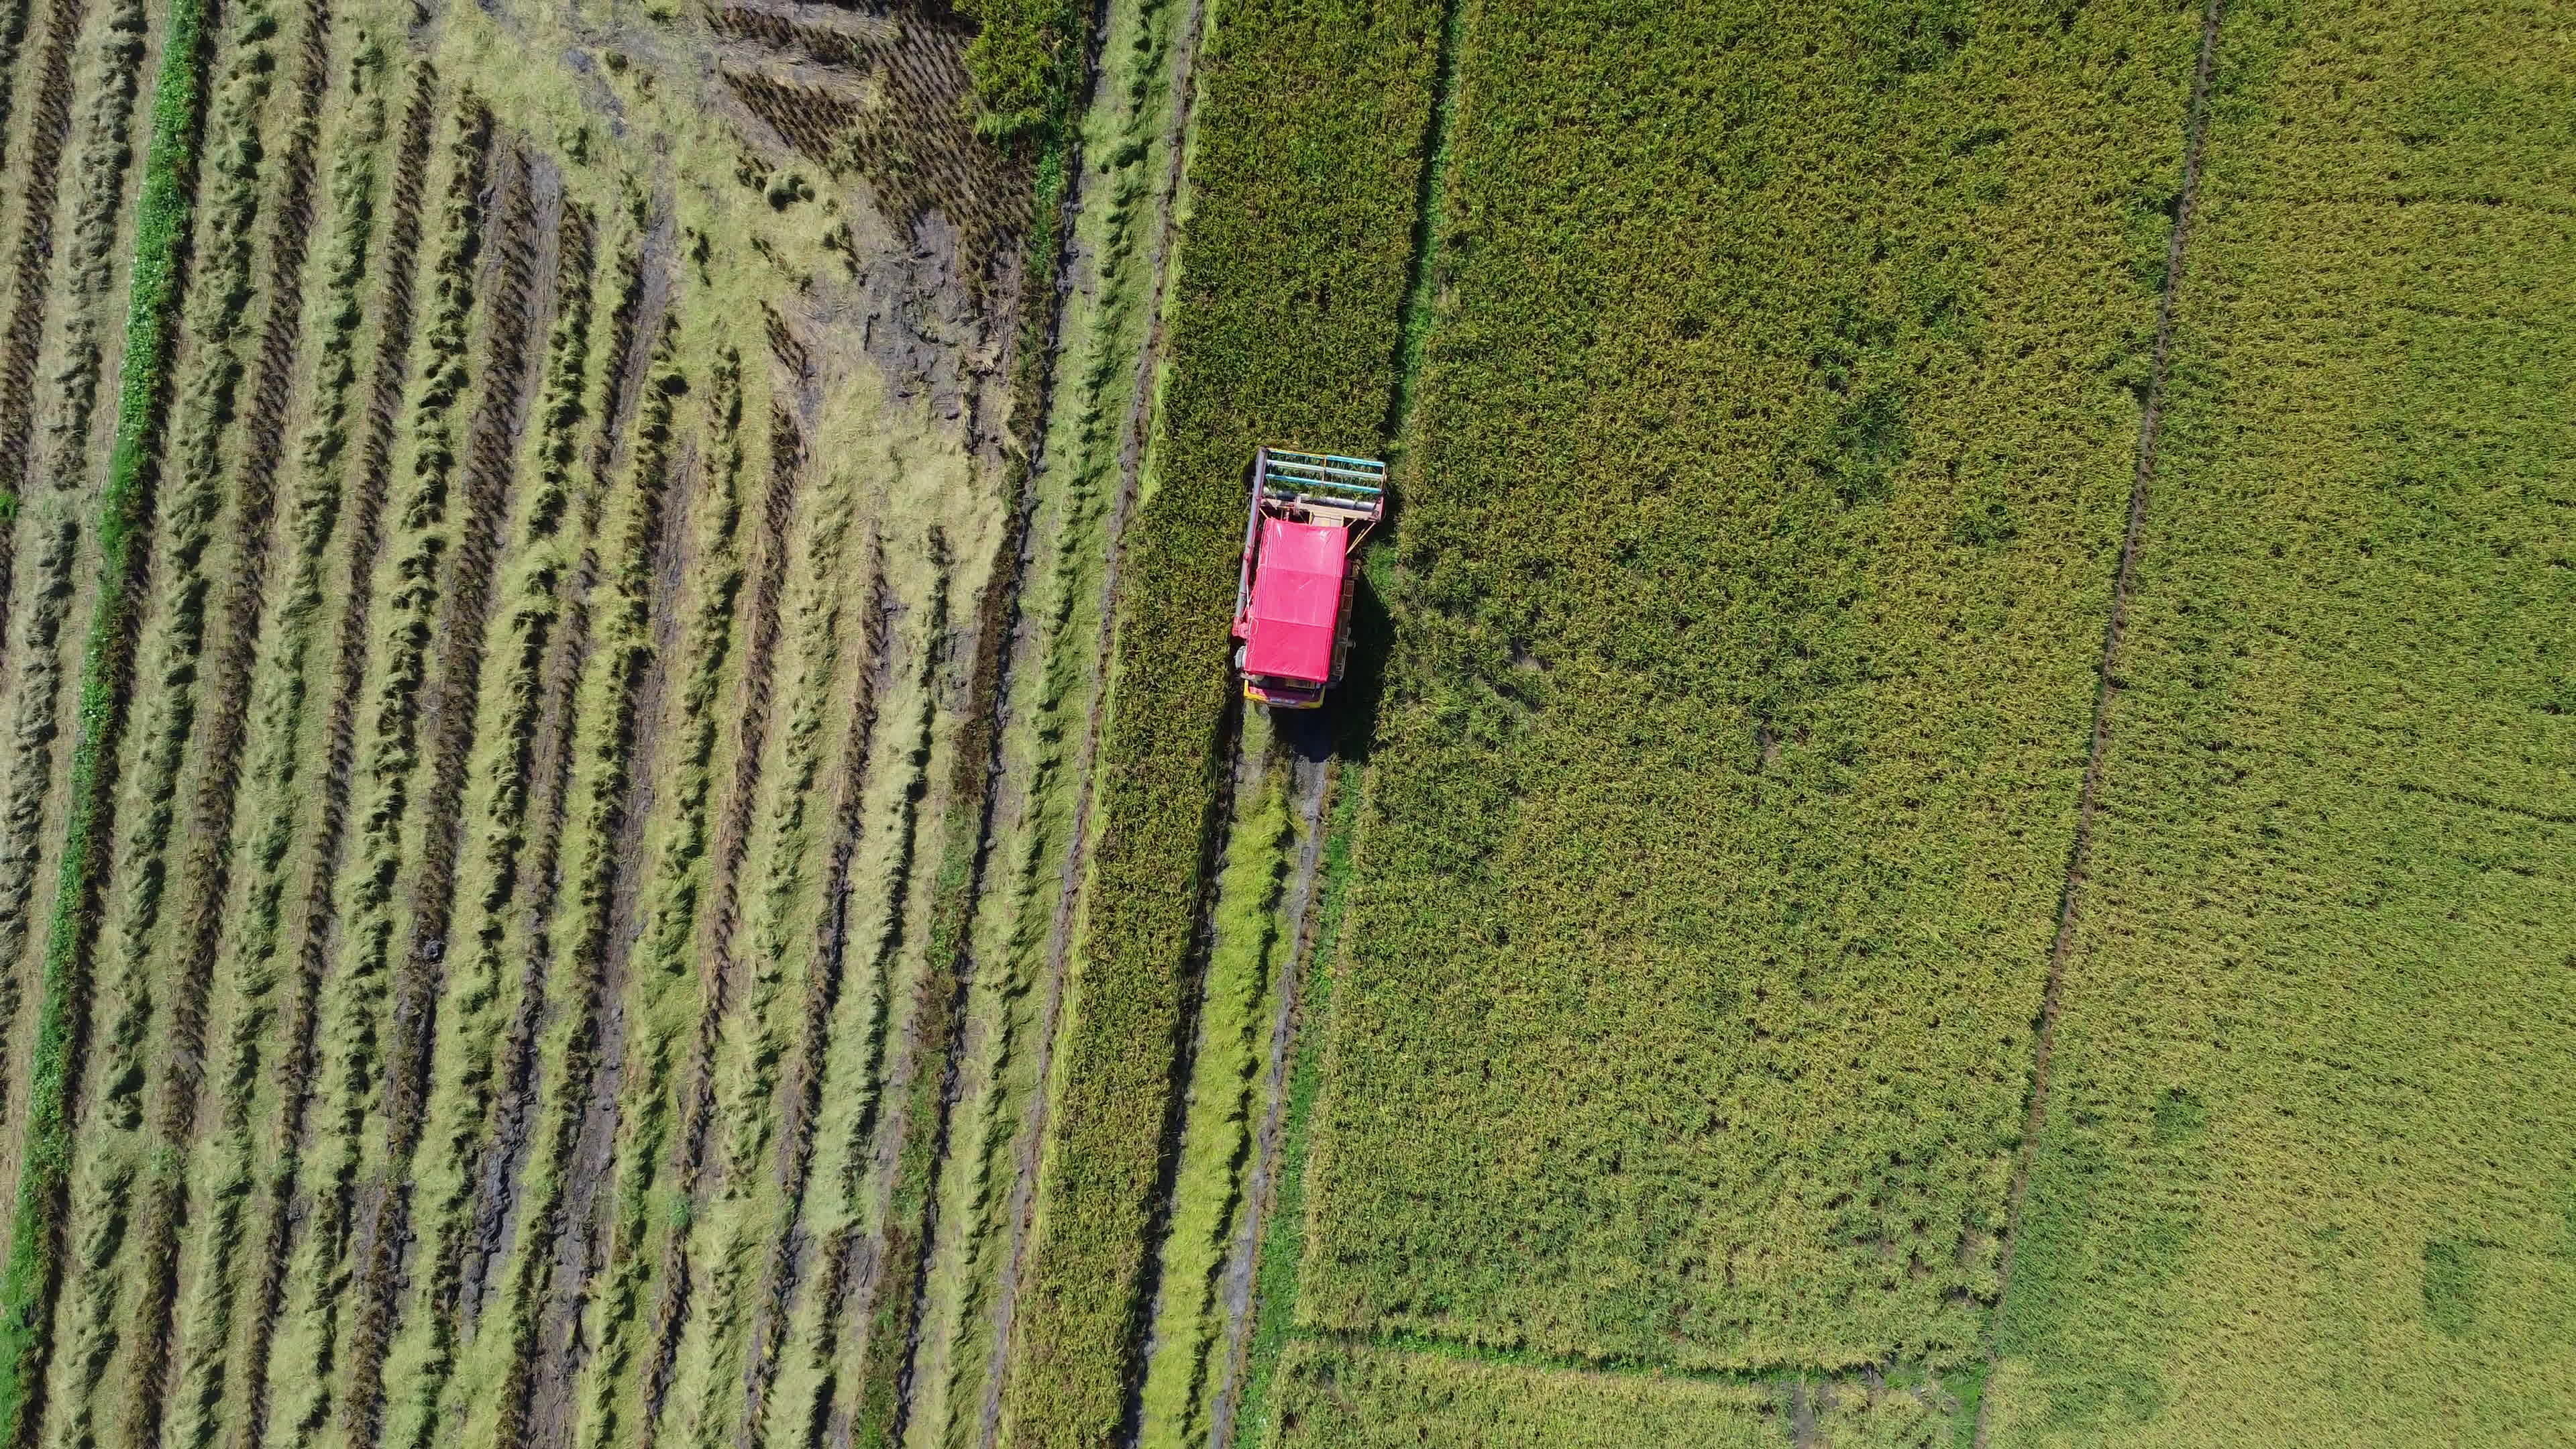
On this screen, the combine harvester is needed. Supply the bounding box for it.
[1231,447,1386,709]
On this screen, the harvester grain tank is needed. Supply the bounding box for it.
[1231,447,1386,710]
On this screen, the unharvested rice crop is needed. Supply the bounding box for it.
[1302,0,2202,1375]
[0,0,2565,1442]
[1987,0,2576,1442]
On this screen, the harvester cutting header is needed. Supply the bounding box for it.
[1231,447,1386,710]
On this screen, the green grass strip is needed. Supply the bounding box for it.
[0,0,211,1428]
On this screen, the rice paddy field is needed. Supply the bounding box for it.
[0,0,2564,1442]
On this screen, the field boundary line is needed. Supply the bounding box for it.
[1976,2,2224,1441]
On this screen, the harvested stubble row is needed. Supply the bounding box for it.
[260,93,496,1442]
[363,179,602,1448]
[885,0,1210,1430]
[0,0,1068,1426]
[164,40,407,1448]
[1305,0,2203,1377]
[1987,0,2576,1442]
[994,0,1443,1434]
[0,0,161,1139]
[148,0,341,1435]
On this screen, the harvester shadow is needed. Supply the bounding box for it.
[1269,557,1392,771]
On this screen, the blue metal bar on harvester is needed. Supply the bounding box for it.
[1264,451,1386,482]
[1267,465,1385,486]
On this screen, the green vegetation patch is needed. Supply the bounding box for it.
[1303,0,2202,1373]
[0,0,212,1422]
[1988,0,2576,1442]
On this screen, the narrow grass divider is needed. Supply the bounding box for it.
[1133,753,1290,1448]
[1223,769,1360,1448]
[0,0,215,1425]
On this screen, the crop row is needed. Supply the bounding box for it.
[0,0,154,1173]
[455,207,669,1449]
[13,0,160,1409]
[660,373,881,1449]
[232,52,439,1449]
[1132,742,1291,1449]
[363,173,599,1449]
[258,92,494,1443]
[0,0,91,496]
[1988,0,2576,1442]
[146,0,338,1432]
[164,39,406,1449]
[994,0,1444,1433]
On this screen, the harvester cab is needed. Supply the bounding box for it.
[1232,447,1386,710]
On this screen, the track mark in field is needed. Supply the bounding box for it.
[1203,736,1329,1449]
[1112,693,1273,1449]
[978,0,1207,1435]
[0,0,84,1190]
[2390,781,2576,828]
[1978,4,2224,1442]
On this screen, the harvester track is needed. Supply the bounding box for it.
[1193,716,1330,1449]
[1200,724,1330,1449]
[1974,2,2226,1444]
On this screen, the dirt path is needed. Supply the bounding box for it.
[1201,722,1330,1449]
[1972,3,2224,1443]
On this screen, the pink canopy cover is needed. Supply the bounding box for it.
[1242,517,1346,682]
